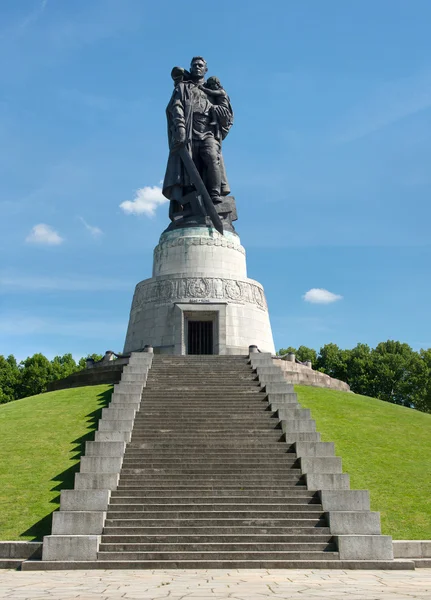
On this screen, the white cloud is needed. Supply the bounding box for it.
[25,223,64,245]
[120,185,168,217]
[303,288,343,304]
[78,216,103,237]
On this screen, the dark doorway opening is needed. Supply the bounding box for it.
[188,321,213,355]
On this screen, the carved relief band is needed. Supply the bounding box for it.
[131,277,268,312]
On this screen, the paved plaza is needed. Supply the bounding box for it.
[0,569,430,600]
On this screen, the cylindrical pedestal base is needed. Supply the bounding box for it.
[123,228,275,355]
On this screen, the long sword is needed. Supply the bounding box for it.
[176,146,224,235]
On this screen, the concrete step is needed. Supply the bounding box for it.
[102,526,330,535]
[21,559,415,570]
[96,551,340,561]
[99,542,335,552]
[413,558,431,568]
[104,518,326,528]
[137,409,274,414]
[134,414,276,420]
[142,391,265,396]
[125,446,291,453]
[130,430,283,437]
[116,483,306,490]
[108,501,320,510]
[101,533,331,543]
[130,426,280,432]
[118,473,303,481]
[0,559,23,569]
[126,441,290,448]
[119,467,301,475]
[120,458,298,467]
[106,510,325,520]
[111,489,315,499]
[120,459,298,467]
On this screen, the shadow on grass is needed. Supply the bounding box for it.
[20,387,112,541]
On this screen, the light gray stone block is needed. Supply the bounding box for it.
[79,456,123,473]
[300,456,342,473]
[393,540,431,558]
[94,431,131,443]
[110,393,141,404]
[0,541,42,559]
[97,419,134,432]
[295,441,336,457]
[306,473,350,490]
[263,382,295,394]
[121,373,147,383]
[85,441,126,457]
[42,535,101,561]
[320,490,371,511]
[60,490,111,511]
[284,432,321,443]
[74,473,119,490]
[277,408,311,420]
[256,366,283,375]
[51,511,106,535]
[127,355,152,364]
[258,373,288,384]
[129,351,153,360]
[267,392,298,404]
[337,535,394,560]
[328,511,382,534]
[123,366,149,374]
[280,419,316,433]
[101,407,136,420]
[106,402,140,410]
[113,383,143,395]
[250,353,272,362]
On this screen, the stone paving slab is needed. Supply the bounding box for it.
[0,569,430,600]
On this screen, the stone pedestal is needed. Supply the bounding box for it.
[123,228,275,355]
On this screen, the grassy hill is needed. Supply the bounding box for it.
[0,383,429,541]
[0,385,112,541]
[296,385,431,540]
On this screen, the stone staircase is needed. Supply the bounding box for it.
[98,355,337,567]
[23,352,413,570]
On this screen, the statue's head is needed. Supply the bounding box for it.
[190,56,208,79]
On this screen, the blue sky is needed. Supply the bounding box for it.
[1,0,431,360]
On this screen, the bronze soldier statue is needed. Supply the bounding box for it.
[162,57,236,233]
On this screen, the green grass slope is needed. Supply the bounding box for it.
[0,385,112,541]
[0,383,429,542]
[296,385,431,540]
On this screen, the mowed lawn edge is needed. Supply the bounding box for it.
[295,385,431,540]
[0,385,112,540]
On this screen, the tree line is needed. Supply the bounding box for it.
[279,341,431,413]
[2,341,430,414]
[0,353,102,404]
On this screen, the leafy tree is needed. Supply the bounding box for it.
[345,343,372,396]
[366,341,427,409]
[278,347,296,356]
[0,355,20,404]
[77,354,104,370]
[51,354,79,381]
[418,348,431,413]
[316,343,350,381]
[18,353,53,398]
[296,345,318,364]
